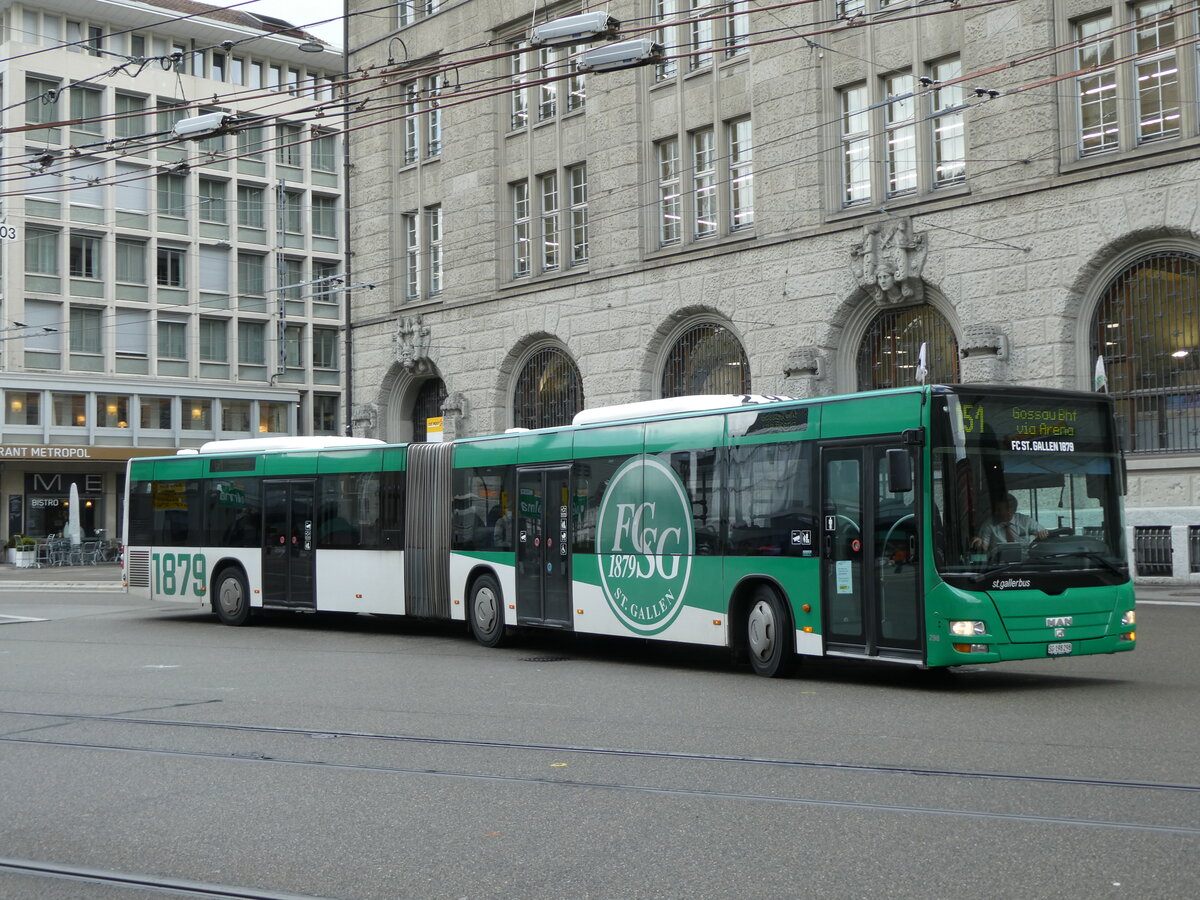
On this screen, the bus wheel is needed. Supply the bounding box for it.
[746,586,795,678]
[469,574,506,648]
[213,568,252,626]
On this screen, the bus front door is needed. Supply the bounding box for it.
[262,479,316,610]
[515,467,572,628]
[820,444,922,660]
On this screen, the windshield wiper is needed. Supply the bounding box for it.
[1034,551,1126,576]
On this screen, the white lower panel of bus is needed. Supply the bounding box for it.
[569,582,727,647]
[314,550,405,615]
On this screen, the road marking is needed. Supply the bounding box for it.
[0,615,48,624]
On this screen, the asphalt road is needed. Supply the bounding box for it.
[0,589,1197,899]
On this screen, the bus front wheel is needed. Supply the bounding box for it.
[469,574,506,648]
[213,568,252,626]
[745,586,795,678]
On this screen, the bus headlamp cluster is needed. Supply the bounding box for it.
[950,620,987,636]
[952,643,990,654]
[1121,610,1136,627]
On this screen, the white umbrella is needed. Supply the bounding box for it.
[66,482,82,547]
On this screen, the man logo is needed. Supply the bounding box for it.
[596,455,694,634]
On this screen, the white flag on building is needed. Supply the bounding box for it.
[915,342,929,385]
[1094,356,1108,392]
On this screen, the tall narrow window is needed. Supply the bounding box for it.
[425,75,442,157]
[884,73,917,196]
[237,185,265,228]
[198,179,227,223]
[840,84,870,206]
[655,0,679,81]
[116,239,147,283]
[114,93,146,140]
[540,173,559,271]
[657,138,681,246]
[277,122,303,167]
[568,165,588,265]
[689,0,713,71]
[238,125,265,160]
[513,181,531,277]
[157,246,186,287]
[25,77,61,126]
[692,128,716,239]
[538,47,558,121]
[157,173,186,218]
[69,87,102,135]
[1075,15,1118,155]
[158,319,187,361]
[725,1,750,58]
[566,45,586,112]
[69,307,102,354]
[199,318,228,362]
[931,59,966,185]
[69,234,102,278]
[312,196,338,238]
[728,119,754,230]
[1133,0,1179,143]
[313,327,338,369]
[26,228,59,275]
[403,213,420,298]
[510,46,529,129]
[427,205,443,295]
[403,82,419,163]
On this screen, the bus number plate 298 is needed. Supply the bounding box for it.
[1047,642,1073,656]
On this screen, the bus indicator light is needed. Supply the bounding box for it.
[713,619,721,626]
[801,604,811,613]
[802,626,814,633]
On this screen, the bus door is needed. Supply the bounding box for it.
[262,479,316,610]
[820,443,922,659]
[515,467,572,627]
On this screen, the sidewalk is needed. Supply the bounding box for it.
[0,561,125,591]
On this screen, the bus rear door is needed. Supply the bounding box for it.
[820,443,922,661]
[262,479,316,610]
[515,467,572,627]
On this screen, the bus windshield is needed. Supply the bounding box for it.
[931,390,1129,587]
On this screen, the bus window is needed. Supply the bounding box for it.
[207,478,262,547]
[572,456,632,554]
[658,448,722,556]
[128,480,154,546]
[153,480,203,546]
[379,471,404,548]
[450,465,512,551]
[727,441,813,557]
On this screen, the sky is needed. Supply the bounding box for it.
[208,0,345,49]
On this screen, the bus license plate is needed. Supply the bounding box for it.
[1047,642,1073,656]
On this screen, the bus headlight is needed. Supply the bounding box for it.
[950,620,986,636]
[1121,610,1136,626]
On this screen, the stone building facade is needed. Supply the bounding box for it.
[346,0,1200,583]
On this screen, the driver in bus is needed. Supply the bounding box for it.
[971,493,1049,551]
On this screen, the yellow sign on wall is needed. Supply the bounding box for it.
[426,416,444,443]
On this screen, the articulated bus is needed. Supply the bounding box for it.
[123,385,1135,676]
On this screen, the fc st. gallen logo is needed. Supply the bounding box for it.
[596,455,694,634]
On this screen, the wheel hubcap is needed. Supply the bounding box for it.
[474,587,497,634]
[219,579,242,616]
[747,599,775,661]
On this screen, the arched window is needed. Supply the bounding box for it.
[410,378,446,442]
[661,322,750,397]
[513,346,583,429]
[856,304,959,390]
[1091,251,1200,452]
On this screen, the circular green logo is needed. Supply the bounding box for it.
[596,455,694,634]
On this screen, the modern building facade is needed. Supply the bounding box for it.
[0,0,344,541]
[346,0,1200,583]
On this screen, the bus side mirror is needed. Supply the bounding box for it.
[887,449,912,493]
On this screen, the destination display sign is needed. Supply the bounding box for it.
[952,393,1113,454]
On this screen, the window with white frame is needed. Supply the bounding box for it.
[657,137,682,246]
[158,318,187,361]
[510,48,529,129]
[282,190,304,233]
[728,118,754,229]
[568,164,588,265]
[25,76,60,126]
[511,166,587,279]
[312,196,338,238]
[198,178,227,223]
[656,0,748,80]
[313,394,339,434]
[313,327,338,369]
[403,81,420,163]
[237,185,264,228]
[425,74,442,157]
[199,318,228,363]
[1069,1,1191,158]
[69,86,102,134]
[691,128,716,239]
[836,57,968,208]
[311,130,337,172]
[69,306,102,355]
[26,227,59,275]
[512,181,531,277]
[115,163,150,213]
[540,172,559,271]
[238,320,266,365]
[114,93,146,139]
[116,239,147,283]
[157,246,186,287]
[157,173,186,218]
[277,122,304,167]
[508,39,585,129]
[402,205,443,298]
[656,120,753,249]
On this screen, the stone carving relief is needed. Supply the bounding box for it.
[850,217,928,307]
[394,315,432,374]
[351,404,378,439]
[781,346,828,399]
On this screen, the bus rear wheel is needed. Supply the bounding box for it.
[746,586,795,678]
[213,567,252,626]
[469,574,506,648]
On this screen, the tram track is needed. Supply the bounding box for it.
[0,857,331,899]
[2,731,1198,837]
[1,707,1197,796]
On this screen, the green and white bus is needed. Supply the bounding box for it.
[123,385,1136,675]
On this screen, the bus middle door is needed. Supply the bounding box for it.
[262,479,316,610]
[515,467,572,628]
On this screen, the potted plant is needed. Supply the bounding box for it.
[10,535,36,568]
